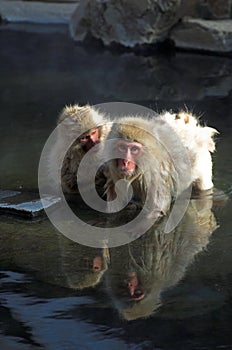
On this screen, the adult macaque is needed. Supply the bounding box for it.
[103,112,218,217]
[53,104,111,194]
[103,116,188,218]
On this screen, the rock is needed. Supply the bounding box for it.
[0,190,61,218]
[170,18,232,53]
[196,0,232,20]
[70,0,182,47]
[0,189,21,200]
[181,0,232,19]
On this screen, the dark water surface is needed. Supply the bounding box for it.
[0,23,232,350]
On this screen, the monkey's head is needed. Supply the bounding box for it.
[59,239,109,290]
[108,116,156,178]
[58,104,110,153]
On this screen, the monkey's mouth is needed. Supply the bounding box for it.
[119,167,134,176]
[129,290,145,301]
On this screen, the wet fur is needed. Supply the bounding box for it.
[103,112,218,216]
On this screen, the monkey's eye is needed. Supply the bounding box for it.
[118,144,127,153]
[130,146,140,155]
[80,135,90,142]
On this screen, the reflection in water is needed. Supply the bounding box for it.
[0,217,110,291]
[106,192,217,320]
[0,191,218,321]
[58,237,109,290]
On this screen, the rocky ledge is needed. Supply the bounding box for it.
[171,18,232,53]
[0,0,232,54]
[0,190,61,218]
[69,0,232,54]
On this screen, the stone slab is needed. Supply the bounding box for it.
[0,190,61,218]
[171,18,232,53]
[181,0,232,19]
[0,189,21,200]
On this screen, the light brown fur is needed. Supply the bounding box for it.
[106,195,217,320]
[103,115,190,217]
[51,104,111,193]
[103,112,218,216]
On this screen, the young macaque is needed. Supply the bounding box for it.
[51,104,111,194]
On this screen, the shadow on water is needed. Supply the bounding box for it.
[0,23,232,349]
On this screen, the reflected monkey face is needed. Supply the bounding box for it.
[81,256,103,272]
[125,272,145,301]
[110,271,145,302]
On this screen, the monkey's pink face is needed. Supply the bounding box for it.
[80,128,100,152]
[126,272,145,301]
[81,255,103,272]
[116,140,143,176]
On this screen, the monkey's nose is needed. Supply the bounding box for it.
[93,256,102,272]
[126,149,133,160]
[122,159,130,166]
[128,284,136,296]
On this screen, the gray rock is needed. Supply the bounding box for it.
[70,0,182,47]
[0,190,21,200]
[0,191,61,218]
[181,0,232,19]
[171,18,232,53]
[196,0,232,20]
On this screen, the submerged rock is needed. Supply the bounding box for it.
[171,18,232,53]
[0,190,61,218]
[0,189,21,200]
[70,0,182,47]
